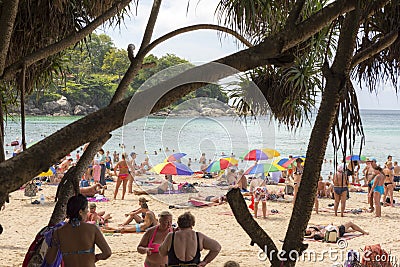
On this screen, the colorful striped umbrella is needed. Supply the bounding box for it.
[164,153,187,162]
[262,148,280,158]
[241,149,269,161]
[244,163,285,175]
[346,155,366,162]
[206,157,238,172]
[152,162,193,175]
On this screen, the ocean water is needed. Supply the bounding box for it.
[4,109,399,177]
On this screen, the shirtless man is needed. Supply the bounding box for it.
[226,169,237,185]
[364,159,377,212]
[189,194,227,204]
[140,158,152,175]
[292,158,304,203]
[80,182,105,197]
[333,165,348,217]
[393,161,400,187]
[59,158,73,173]
[133,176,174,195]
[234,169,248,191]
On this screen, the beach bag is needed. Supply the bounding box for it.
[24,182,38,197]
[80,179,89,188]
[344,249,360,267]
[324,230,338,243]
[361,244,392,267]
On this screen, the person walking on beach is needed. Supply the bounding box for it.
[383,161,394,207]
[45,194,111,266]
[98,149,107,186]
[113,153,130,200]
[333,165,348,217]
[159,212,221,267]
[137,211,173,267]
[369,166,385,217]
[394,161,400,187]
[249,175,268,218]
[292,158,304,203]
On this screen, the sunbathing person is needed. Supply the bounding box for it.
[120,197,149,226]
[189,194,227,204]
[102,203,158,233]
[86,203,112,225]
[80,182,105,197]
[305,221,369,240]
[133,175,174,195]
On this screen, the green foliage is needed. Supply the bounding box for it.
[27,34,228,111]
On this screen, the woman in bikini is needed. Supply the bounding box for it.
[137,211,173,267]
[45,194,111,266]
[159,212,221,267]
[382,161,394,207]
[113,153,130,200]
[292,158,304,204]
[333,165,349,217]
[369,166,385,217]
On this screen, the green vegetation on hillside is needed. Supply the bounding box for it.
[29,33,228,109]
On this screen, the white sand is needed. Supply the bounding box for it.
[1,175,400,266]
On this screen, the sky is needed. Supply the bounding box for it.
[98,0,400,110]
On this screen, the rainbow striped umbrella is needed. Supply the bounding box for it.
[241,149,269,161]
[152,162,193,175]
[346,155,366,162]
[262,148,280,158]
[244,163,285,175]
[206,157,238,172]
[165,153,187,162]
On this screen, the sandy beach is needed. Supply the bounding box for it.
[1,175,400,267]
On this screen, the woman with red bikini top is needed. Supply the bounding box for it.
[137,211,173,267]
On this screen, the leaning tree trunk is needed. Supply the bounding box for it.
[48,135,110,226]
[281,9,361,267]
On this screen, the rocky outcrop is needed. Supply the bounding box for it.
[18,95,99,116]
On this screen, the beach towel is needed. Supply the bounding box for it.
[87,196,109,202]
[188,199,219,207]
[318,207,365,214]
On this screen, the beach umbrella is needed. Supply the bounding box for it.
[241,149,269,161]
[346,155,366,162]
[244,163,285,175]
[206,157,238,172]
[37,166,56,177]
[262,148,280,158]
[152,162,193,175]
[164,152,187,162]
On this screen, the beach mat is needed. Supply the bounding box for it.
[318,207,365,214]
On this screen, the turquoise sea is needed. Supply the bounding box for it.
[4,109,400,178]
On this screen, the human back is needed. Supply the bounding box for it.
[45,194,111,267]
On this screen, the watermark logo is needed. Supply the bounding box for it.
[121,62,275,204]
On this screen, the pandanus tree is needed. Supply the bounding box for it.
[0,0,399,266]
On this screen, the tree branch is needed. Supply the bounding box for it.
[142,24,252,57]
[0,0,132,81]
[0,0,19,76]
[139,0,162,51]
[286,0,306,28]
[351,30,398,69]
[227,188,282,266]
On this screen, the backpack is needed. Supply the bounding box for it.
[361,244,392,267]
[344,249,360,267]
[324,229,338,243]
[24,182,38,197]
[179,182,198,193]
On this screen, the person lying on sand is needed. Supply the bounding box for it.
[305,221,369,240]
[102,203,158,233]
[80,182,105,197]
[189,194,227,204]
[134,175,174,195]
